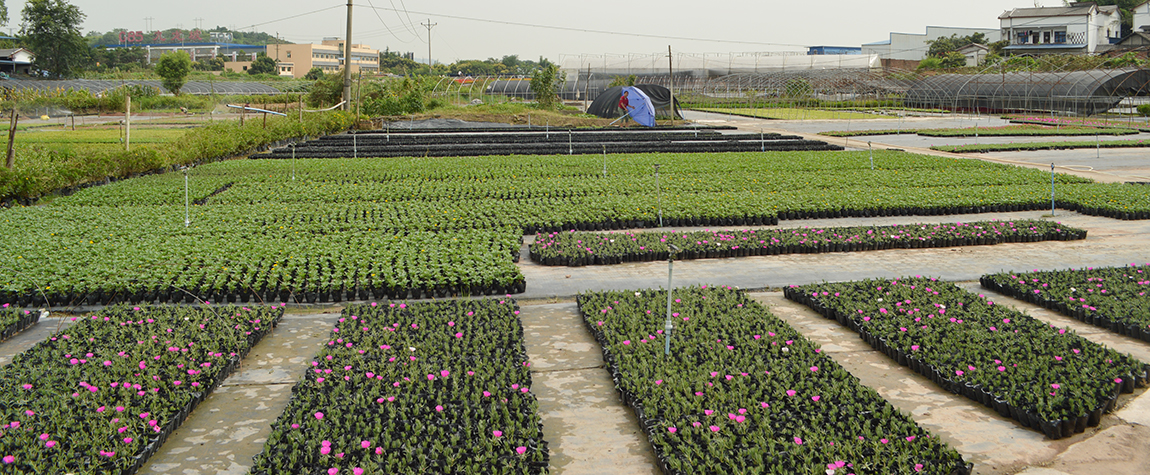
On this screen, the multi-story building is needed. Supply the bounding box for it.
[265,38,378,79]
[999,2,1122,54]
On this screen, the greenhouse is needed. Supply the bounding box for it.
[903,68,1150,115]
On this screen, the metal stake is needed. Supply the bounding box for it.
[183,167,190,227]
[655,164,663,227]
[663,244,680,356]
[1051,163,1056,216]
[291,143,296,181]
[602,144,607,177]
[568,130,573,155]
[353,132,357,159]
[868,141,874,170]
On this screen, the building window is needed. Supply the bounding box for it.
[1017,32,1028,44]
[286,51,291,58]
[1043,31,1050,43]
[1055,31,1066,43]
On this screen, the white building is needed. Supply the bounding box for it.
[862,26,1001,62]
[1135,1,1150,33]
[999,2,1121,54]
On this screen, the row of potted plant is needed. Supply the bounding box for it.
[0,304,40,341]
[0,226,525,307]
[577,286,971,474]
[981,264,1150,341]
[0,304,282,474]
[530,219,1085,266]
[785,277,1147,439]
[932,139,1150,154]
[5,150,1148,308]
[819,125,1137,137]
[248,299,549,475]
[1006,116,1150,133]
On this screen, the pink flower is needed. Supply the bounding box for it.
[320,446,331,455]
[709,425,720,432]
[1051,383,1061,389]
[793,436,802,445]
[361,440,371,449]
[915,463,924,472]
[809,366,818,372]
[493,430,503,437]
[516,446,528,455]
[328,468,339,475]
[667,427,677,433]
[435,405,444,412]
[314,412,324,420]
[811,395,821,402]
[2,456,13,464]
[353,468,364,475]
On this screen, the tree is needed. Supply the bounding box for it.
[21,0,88,78]
[155,51,192,95]
[248,54,277,75]
[192,57,224,71]
[0,1,7,27]
[529,64,563,109]
[608,75,637,87]
[304,67,324,80]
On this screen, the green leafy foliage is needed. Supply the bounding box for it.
[20,0,88,78]
[248,55,277,76]
[0,304,282,474]
[531,220,1086,266]
[579,286,969,474]
[249,300,548,474]
[155,51,192,95]
[981,265,1150,339]
[787,277,1147,436]
[529,64,562,110]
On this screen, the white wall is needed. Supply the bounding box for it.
[863,27,999,61]
[1136,2,1150,32]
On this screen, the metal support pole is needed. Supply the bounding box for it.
[655,164,663,227]
[1051,163,1056,216]
[602,144,607,177]
[760,128,764,152]
[663,244,679,356]
[184,168,190,227]
[568,130,572,155]
[291,143,296,181]
[125,95,131,151]
[353,132,357,159]
[868,141,874,170]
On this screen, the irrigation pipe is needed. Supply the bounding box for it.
[301,101,347,113]
[226,104,288,117]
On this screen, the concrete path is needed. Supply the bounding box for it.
[139,310,339,475]
[681,109,1145,183]
[519,210,1149,300]
[520,303,659,475]
[752,290,1150,475]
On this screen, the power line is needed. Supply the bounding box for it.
[358,5,808,48]
[365,0,418,42]
[235,5,345,31]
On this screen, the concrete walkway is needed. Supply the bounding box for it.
[753,290,1149,475]
[520,303,659,474]
[519,210,1149,300]
[139,311,339,475]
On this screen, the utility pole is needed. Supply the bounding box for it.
[422,19,437,68]
[144,17,154,32]
[194,18,203,30]
[343,0,354,111]
[667,45,674,127]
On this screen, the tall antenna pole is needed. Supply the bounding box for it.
[422,19,437,68]
[343,0,354,111]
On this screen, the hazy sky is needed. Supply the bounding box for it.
[3,0,1016,62]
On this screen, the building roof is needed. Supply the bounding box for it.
[0,48,32,60]
[999,4,1117,20]
[1117,31,1150,45]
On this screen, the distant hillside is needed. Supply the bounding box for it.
[87,27,290,47]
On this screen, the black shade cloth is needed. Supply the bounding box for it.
[587,85,683,119]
